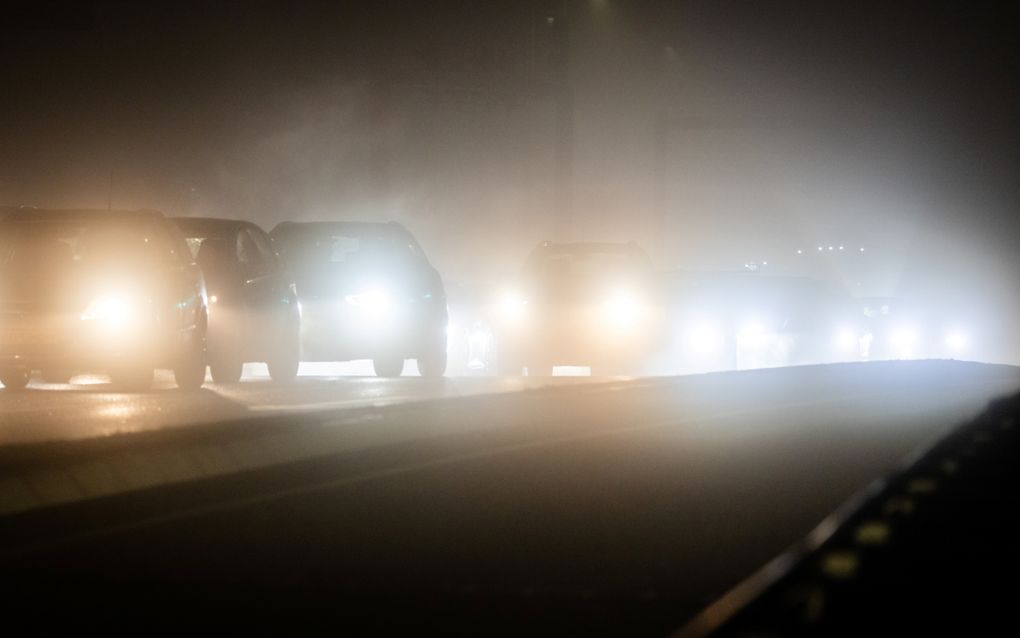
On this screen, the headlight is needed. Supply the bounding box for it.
[497,290,528,321]
[81,294,136,327]
[833,327,857,351]
[601,291,644,328]
[344,289,393,315]
[945,330,968,352]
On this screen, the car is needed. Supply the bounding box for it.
[270,221,447,377]
[0,207,208,391]
[172,217,301,383]
[492,241,665,376]
[669,270,864,372]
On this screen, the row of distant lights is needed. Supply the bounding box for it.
[795,246,866,254]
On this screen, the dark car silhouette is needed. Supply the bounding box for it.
[0,208,208,391]
[173,217,301,384]
[270,221,447,377]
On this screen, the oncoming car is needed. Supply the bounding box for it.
[270,221,447,377]
[173,217,301,383]
[493,241,665,376]
[670,271,864,372]
[0,208,208,391]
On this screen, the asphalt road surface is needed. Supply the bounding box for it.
[1,360,1018,634]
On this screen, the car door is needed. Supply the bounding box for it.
[236,226,291,356]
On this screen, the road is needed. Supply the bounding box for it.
[1,360,1018,634]
[0,362,594,445]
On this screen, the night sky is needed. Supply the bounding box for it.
[2,1,1019,321]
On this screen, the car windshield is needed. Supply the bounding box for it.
[0,219,179,270]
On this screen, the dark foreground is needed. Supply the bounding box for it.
[1,361,1017,635]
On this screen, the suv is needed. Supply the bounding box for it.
[0,208,208,391]
[270,221,447,377]
[173,217,301,383]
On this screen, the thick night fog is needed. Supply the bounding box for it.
[2,0,1019,358]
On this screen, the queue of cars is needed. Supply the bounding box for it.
[0,208,447,390]
[1,206,976,389]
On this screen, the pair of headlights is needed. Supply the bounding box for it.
[496,290,646,328]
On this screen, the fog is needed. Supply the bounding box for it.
[3,0,1018,360]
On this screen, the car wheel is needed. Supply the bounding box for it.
[0,369,30,391]
[209,350,243,384]
[417,341,447,378]
[41,369,73,384]
[110,366,154,392]
[372,356,405,378]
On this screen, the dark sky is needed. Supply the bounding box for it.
[2,0,1018,309]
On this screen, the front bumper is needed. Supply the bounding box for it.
[298,299,443,361]
[0,311,164,372]
[495,306,663,368]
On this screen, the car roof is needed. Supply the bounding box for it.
[0,207,167,224]
[171,216,260,237]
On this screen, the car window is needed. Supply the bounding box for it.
[246,228,277,268]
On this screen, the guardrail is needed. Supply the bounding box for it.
[678,390,1020,636]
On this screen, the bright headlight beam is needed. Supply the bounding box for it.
[344,289,393,314]
[81,295,135,327]
[601,291,643,327]
[497,291,528,321]
[834,327,857,350]
[945,331,968,351]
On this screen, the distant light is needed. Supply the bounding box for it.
[945,331,968,352]
[817,246,823,251]
[828,246,834,251]
[838,246,844,251]
[762,261,768,266]
[209,294,218,304]
[859,247,865,252]
[796,249,803,255]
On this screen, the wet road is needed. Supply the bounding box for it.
[0,362,596,445]
[2,360,1019,634]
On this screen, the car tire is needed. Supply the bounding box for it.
[209,351,243,384]
[111,366,154,392]
[1,369,30,391]
[417,340,447,378]
[41,369,73,384]
[372,356,405,378]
